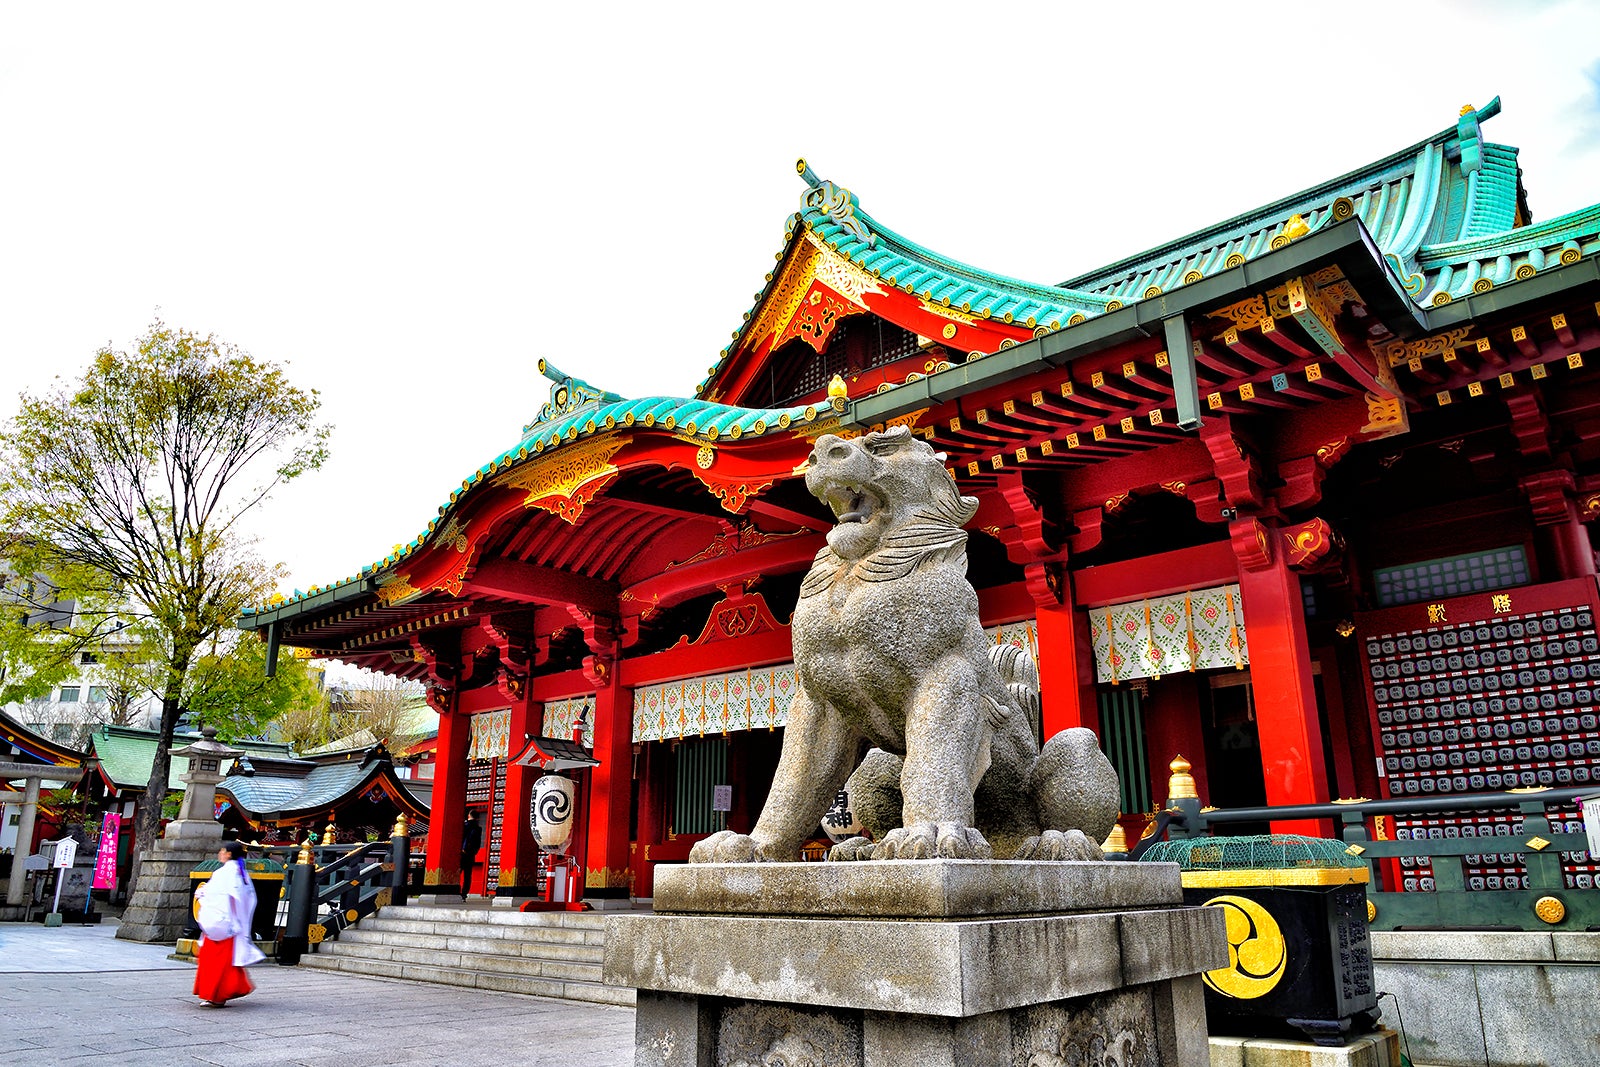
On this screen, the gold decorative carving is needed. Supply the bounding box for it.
[498,436,627,524]
[1224,252,1247,269]
[695,445,715,470]
[1534,896,1566,924]
[1212,294,1270,331]
[435,515,469,553]
[922,300,978,325]
[374,573,425,607]
[1362,392,1409,438]
[307,923,326,945]
[1526,836,1550,851]
[1366,899,1377,923]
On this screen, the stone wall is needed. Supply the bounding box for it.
[1370,931,1600,1067]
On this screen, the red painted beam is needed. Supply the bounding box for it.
[463,558,619,616]
[1072,541,1237,607]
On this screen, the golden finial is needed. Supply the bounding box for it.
[1460,104,1476,116]
[1282,214,1310,241]
[828,374,848,401]
[392,814,408,838]
[321,823,337,846]
[1102,820,1129,854]
[297,837,314,865]
[1167,754,1199,801]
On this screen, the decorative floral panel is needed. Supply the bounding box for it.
[467,708,511,760]
[628,620,1037,744]
[542,696,595,747]
[1088,584,1248,684]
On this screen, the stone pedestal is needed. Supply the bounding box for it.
[115,819,224,943]
[604,860,1226,1066]
[116,727,240,944]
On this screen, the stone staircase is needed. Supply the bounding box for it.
[297,903,633,1006]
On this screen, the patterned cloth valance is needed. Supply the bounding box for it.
[630,620,1038,744]
[542,696,595,748]
[467,708,511,760]
[1088,584,1248,684]
[466,697,597,760]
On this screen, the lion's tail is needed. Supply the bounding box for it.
[988,642,1040,734]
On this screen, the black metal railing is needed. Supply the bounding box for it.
[273,821,414,965]
[1124,757,1598,932]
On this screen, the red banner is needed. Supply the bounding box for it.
[92,812,119,889]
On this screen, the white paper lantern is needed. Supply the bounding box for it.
[531,775,576,854]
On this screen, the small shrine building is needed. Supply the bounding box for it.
[240,99,1600,902]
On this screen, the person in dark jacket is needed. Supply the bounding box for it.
[460,811,483,899]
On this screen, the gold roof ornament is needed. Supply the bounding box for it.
[393,814,408,837]
[828,374,849,400]
[1167,754,1199,801]
[321,823,337,846]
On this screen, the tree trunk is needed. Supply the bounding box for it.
[125,665,187,897]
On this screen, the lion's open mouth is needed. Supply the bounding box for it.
[824,484,878,524]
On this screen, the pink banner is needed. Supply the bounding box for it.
[92,812,120,890]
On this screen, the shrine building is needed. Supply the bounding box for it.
[240,98,1600,903]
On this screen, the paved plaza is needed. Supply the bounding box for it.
[0,923,635,1067]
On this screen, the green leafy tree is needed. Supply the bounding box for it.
[183,630,322,742]
[0,563,113,710]
[0,320,329,884]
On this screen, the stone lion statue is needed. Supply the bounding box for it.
[690,425,1118,863]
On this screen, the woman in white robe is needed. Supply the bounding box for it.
[193,840,265,1006]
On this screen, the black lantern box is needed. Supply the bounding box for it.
[1142,835,1380,1046]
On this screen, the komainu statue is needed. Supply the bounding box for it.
[691,425,1119,863]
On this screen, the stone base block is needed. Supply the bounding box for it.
[636,978,1209,1067]
[1208,1028,1402,1067]
[116,844,217,944]
[608,860,1226,1067]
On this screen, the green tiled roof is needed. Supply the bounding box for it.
[243,363,841,618]
[86,725,292,792]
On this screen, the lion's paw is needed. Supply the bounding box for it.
[689,830,760,863]
[826,836,877,862]
[874,822,993,860]
[1014,828,1103,862]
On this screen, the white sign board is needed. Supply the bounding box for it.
[1583,797,1600,859]
[52,838,78,869]
[712,784,733,812]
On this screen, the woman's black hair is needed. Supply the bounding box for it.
[221,840,248,862]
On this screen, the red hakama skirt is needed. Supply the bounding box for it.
[193,936,255,1004]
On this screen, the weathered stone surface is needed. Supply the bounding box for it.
[1367,961,1485,1066]
[1369,929,1554,962]
[1207,1029,1402,1067]
[719,1002,863,1067]
[1472,963,1600,1067]
[605,905,1224,1018]
[654,859,1182,918]
[689,427,1120,865]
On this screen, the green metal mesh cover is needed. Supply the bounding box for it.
[1140,834,1364,871]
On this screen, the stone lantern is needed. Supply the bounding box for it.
[115,725,244,944]
[164,726,244,842]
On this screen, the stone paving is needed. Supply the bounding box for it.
[0,923,635,1066]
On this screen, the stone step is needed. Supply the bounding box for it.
[339,926,602,963]
[298,951,635,1007]
[319,939,603,982]
[359,915,603,946]
[398,904,605,930]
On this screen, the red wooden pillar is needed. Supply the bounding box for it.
[423,689,470,894]
[1032,563,1099,737]
[584,668,635,903]
[1234,522,1330,835]
[498,696,542,897]
[631,742,660,899]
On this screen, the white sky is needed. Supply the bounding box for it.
[3,2,1599,596]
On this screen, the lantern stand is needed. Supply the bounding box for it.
[507,733,598,913]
